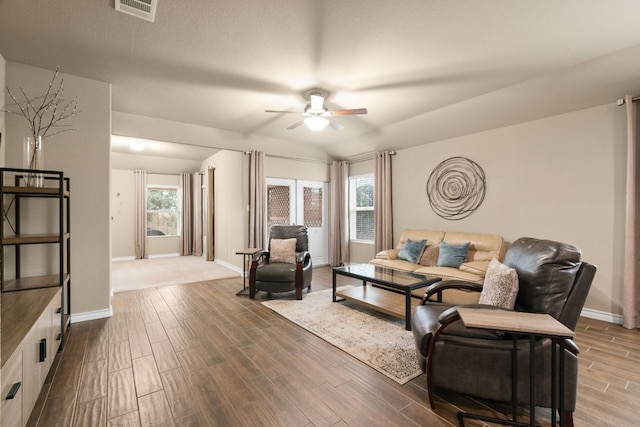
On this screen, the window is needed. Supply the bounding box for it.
[147,186,180,237]
[349,174,374,242]
[267,184,291,229]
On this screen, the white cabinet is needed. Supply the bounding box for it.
[1,288,62,427]
[1,350,23,427]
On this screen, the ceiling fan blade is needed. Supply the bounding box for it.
[330,108,368,116]
[310,94,325,112]
[265,109,300,114]
[328,120,344,131]
[287,120,305,130]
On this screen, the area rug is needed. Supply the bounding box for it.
[262,286,422,385]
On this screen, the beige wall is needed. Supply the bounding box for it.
[111,170,181,259]
[0,53,4,425]
[201,150,248,270]
[0,53,5,166]
[391,103,625,319]
[266,157,330,182]
[5,62,112,318]
[111,169,135,258]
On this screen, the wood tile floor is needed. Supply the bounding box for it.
[29,267,640,426]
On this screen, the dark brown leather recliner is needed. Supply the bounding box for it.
[411,237,596,426]
[249,225,312,300]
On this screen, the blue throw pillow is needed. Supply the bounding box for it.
[397,239,427,263]
[437,241,470,268]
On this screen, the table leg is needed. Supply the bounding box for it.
[551,337,557,427]
[236,254,250,296]
[512,335,518,424]
[242,254,247,289]
[559,338,566,426]
[333,270,338,302]
[529,336,536,427]
[405,289,412,331]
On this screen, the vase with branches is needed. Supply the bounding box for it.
[2,66,79,186]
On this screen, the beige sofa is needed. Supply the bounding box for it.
[370,229,506,303]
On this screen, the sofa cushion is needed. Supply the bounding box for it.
[478,258,519,309]
[444,231,506,262]
[398,238,427,263]
[395,230,445,250]
[269,238,297,264]
[437,241,470,268]
[418,244,439,266]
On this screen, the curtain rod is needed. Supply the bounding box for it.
[344,150,397,164]
[140,171,191,176]
[243,151,330,165]
[243,150,396,165]
[617,97,640,106]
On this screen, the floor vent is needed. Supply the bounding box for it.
[115,0,157,22]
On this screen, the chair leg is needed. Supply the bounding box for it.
[249,261,258,299]
[295,262,304,300]
[426,357,436,409]
[565,410,574,427]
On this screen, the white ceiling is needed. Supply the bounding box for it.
[2,1,640,161]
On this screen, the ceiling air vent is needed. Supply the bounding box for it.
[115,0,157,22]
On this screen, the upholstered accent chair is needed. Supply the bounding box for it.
[249,225,312,300]
[411,237,596,426]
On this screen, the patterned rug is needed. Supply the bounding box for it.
[262,286,422,385]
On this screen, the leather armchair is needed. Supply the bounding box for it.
[411,237,596,426]
[249,225,312,300]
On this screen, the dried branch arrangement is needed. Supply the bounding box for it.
[3,66,80,141]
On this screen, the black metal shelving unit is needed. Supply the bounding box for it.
[0,167,71,347]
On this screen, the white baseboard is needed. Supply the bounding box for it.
[71,307,113,324]
[215,259,243,276]
[113,253,187,261]
[149,252,180,259]
[581,308,623,325]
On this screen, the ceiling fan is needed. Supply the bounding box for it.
[265,89,367,131]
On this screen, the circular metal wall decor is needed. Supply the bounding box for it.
[426,157,486,220]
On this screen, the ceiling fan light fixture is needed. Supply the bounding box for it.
[304,116,329,131]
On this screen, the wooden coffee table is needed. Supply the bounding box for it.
[332,264,441,330]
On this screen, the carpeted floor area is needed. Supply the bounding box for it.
[111,256,239,293]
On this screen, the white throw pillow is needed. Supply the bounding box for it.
[478,258,519,309]
[270,238,297,264]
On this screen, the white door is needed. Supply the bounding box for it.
[296,180,328,266]
[266,178,329,266]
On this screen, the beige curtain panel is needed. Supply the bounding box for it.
[134,169,148,259]
[374,151,394,254]
[624,95,640,329]
[249,151,266,249]
[192,172,203,257]
[180,172,193,256]
[330,160,350,266]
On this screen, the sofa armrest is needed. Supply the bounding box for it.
[459,260,490,278]
[376,248,399,260]
[421,280,483,304]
